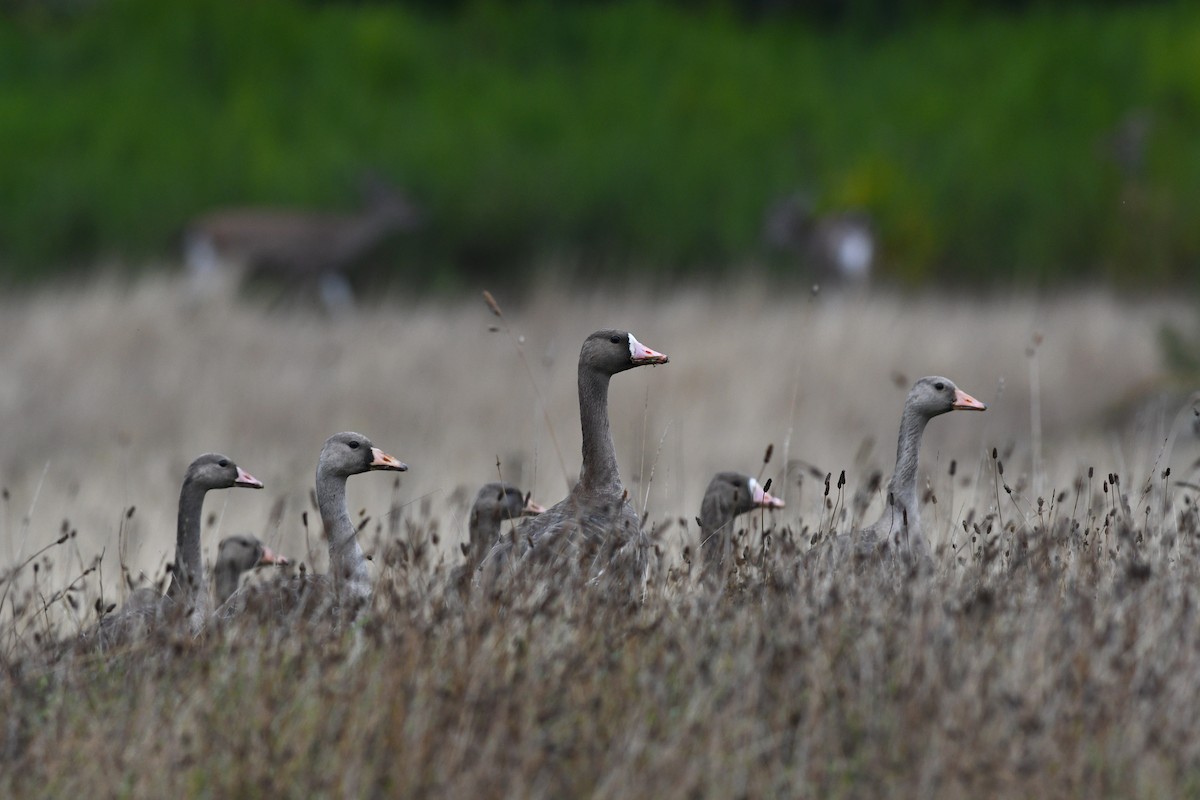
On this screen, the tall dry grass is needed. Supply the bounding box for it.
[1,277,1198,797]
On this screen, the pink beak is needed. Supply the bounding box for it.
[523,497,546,516]
[235,467,264,489]
[750,479,785,509]
[370,447,409,471]
[258,544,289,567]
[952,388,987,411]
[629,334,669,365]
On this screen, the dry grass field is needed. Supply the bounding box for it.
[2,276,1199,797]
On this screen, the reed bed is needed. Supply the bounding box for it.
[0,277,1197,797]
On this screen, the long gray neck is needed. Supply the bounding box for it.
[468,512,501,566]
[699,494,733,537]
[578,366,620,492]
[213,561,240,608]
[886,407,930,546]
[169,479,211,618]
[317,469,371,605]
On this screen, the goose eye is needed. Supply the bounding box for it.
[347,441,360,450]
[610,335,621,344]
[934,382,945,392]
[218,459,229,468]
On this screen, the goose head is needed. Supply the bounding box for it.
[906,376,987,419]
[580,330,669,376]
[217,534,289,573]
[709,472,785,516]
[184,453,263,491]
[318,432,408,479]
[473,482,545,523]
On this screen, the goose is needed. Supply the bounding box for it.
[699,472,785,572]
[465,482,544,566]
[212,433,407,625]
[840,376,986,563]
[167,454,264,627]
[315,431,407,614]
[212,534,289,607]
[484,330,668,581]
[96,453,263,642]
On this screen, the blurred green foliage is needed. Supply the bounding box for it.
[1,0,1198,287]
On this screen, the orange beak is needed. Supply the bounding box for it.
[370,447,408,471]
[952,388,987,411]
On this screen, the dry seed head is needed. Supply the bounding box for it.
[482,290,503,317]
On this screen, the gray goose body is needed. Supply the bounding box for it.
[699,471,784,572]
[839,377,986,563]
[484,330,668,580]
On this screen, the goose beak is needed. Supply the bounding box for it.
[370,447,408,471]
[629,334,669,366]
[750,478,785,509]
[235,467,264,489]
[258,544,289,567]
[952,388,987,411]
[523,497,546,516]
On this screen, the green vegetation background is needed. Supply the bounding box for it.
[2,0,1198,287]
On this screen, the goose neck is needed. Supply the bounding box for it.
[892,407,926,501]
[170,479,210,612]
[317,468,370,599]
[213,562,240,607]
[578,366,620,491]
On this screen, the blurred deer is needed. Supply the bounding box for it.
[762,191,875,286]
[184,176,423,313]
